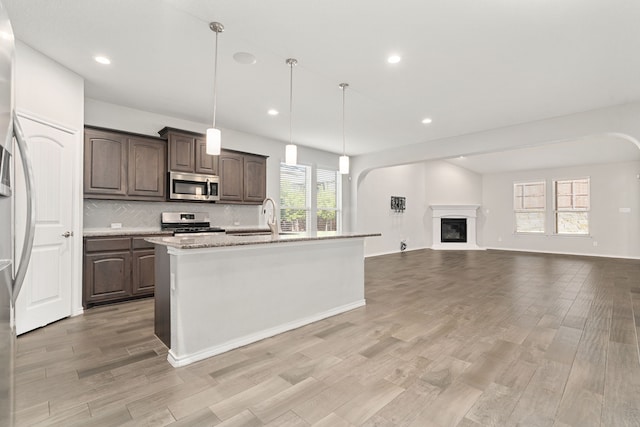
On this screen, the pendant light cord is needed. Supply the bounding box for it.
[213,30,219,128]
[289,62,294,145]
[342,85,346,156]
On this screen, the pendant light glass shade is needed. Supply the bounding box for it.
[339,155,349,174]
[206,21,224,155]
[206,128,221,155]
[285,58,298,165]
[285,144,297,166]
[339,83,350,175]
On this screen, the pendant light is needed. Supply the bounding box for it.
[206,22,224,155]
[338,83,350,174]
[285,58,298,165]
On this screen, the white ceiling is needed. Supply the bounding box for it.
[445,135,640,174]
[5,0,640,163]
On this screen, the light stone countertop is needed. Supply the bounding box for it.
[83,228,173,237]
[83,225,269,238]
[145,232,381,250]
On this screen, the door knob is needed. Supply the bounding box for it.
[61,231,74,238]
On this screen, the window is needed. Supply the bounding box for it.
[279,163,342,234]
[554,178,589,235]
[280,163,310,232]
[316,168,342,233]
[514,181,545,233]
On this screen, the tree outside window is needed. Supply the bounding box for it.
[554,178,589,235]
[514,181,545,233]
[280,164,310,232]
[317,168,341,233]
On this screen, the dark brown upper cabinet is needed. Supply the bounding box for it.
[243,153,267,203]
[219,150,244,202]
[84,127,166,201]
[219,149,267,204]
[128,137,166,198]
[159,127,218,175]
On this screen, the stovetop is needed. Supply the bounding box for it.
[160,212,225,235]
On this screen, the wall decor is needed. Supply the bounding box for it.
[391,196,406,213]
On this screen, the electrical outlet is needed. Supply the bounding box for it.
[593,241,598,247]
[110,223,122,229]
[497,236,502,242]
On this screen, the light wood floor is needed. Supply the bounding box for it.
[14,249,640,426]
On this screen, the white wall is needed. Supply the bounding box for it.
[358,160,482,256]
[15,41,84,314]
[482,160,640,258]
[350,102,640,231]
[85,99,352,230]
[15,42,84,129]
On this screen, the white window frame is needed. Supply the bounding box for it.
[553,177,590,236]
[279,163,311,232]
[316,167,342,233]
[513,180,546,234]
[279,163,344,234]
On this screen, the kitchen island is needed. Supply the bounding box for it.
[146,232,380,367]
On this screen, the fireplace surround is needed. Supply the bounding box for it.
[430,205,482,250]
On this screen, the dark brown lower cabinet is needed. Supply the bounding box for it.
[84,251,131,304]
[132,249,155,295]
[84,235,162,308]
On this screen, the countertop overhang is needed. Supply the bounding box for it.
[145,232,381,250]
[83,228,172,237]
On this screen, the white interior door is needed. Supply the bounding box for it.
[14,114,74,335]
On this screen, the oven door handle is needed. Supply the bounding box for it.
[205,178,210,198]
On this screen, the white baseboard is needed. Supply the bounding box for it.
[167,299,367,368]
[365,245,430,258]
[431,244,486,251]
[484,246,640,260]
[71,307,84,317]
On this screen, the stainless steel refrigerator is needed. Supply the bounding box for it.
[0,0,36,424]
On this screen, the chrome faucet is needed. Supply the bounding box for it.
[262,197,278,236]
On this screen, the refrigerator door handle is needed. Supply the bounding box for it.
[11,112,36,304]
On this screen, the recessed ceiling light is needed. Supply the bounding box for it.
[458,156,465,159]
[233,52,256,65]
[421,117,433,124]
[267,109,279,116]
[0,31,13,40]
[387,55,401,64]
[94,56,111,65]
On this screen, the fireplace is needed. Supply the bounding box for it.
[430,205,483,250]
[441,218,467,243]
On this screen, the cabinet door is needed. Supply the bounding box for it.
[128,137,166,199]
[168,133,195,173]
[84,251,132,305]
[244,154,267,203]
[84,129,127,197]
[132,249,155,296]
[219,151,244,201]
[195,137,219,175]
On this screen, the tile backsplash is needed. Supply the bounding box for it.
[84,199,261,229]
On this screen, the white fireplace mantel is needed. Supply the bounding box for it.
[430,205,483,250]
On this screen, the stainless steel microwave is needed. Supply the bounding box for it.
[168,171,219,202]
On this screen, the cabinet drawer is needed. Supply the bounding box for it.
[132,237,158,250]
[85,237,131,253]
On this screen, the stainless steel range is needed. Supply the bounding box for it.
[160,212,225,236]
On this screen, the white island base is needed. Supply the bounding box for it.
[153,236,368,367]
